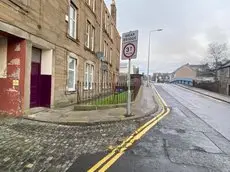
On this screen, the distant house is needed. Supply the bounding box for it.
[119,63,139,75]
[217,61,230,95]
[171,63,214,83]
[119,63,140,82]
[152,73,170,83]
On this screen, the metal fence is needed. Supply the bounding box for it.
[76,82,140,105]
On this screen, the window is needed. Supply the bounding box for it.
[104,41,107,61]
[84,63,94,89]
[92,0,96,12]
[68,57,76,91]
[85,21,90,48]
[227,67,230,78]
[110,48,112,64]
[87,0,95,12]
[107,46,110,63]
[91,26,95,51]
[107,43,109,61]
[111,24,113,39]
[85,21,95,50]
[0,38,7,78]
[104,12,107,30]
[68,3,77,39]
[10,0,30,8]
[103,70,108,88]
[107,15,110,32]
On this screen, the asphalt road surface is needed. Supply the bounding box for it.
[68,84,230,172]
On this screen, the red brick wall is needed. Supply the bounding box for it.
[0,37,26,116]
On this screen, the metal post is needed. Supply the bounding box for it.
[147,29,163,86]
[127,58,131,116]
[147,31,151,87]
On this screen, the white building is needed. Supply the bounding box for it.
[119,63,139,74]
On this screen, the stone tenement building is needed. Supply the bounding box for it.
[0,0,121,115]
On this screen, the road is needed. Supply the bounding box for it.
[68,84,230,172]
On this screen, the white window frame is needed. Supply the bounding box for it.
[107,43,109,62]
[85,21,91,48]
[84,63,94,90]
[68,57,76,91]
[103,70,108,88]
[91,26,95,51]
[110,48,112,64]
[107,46,110,63]
[107,15,110,32]
[111,24,113,39]
[227,67,230,78]
[104,41,107,61]
[68,3,77,39]
[104,12,107,30]
[92,0,96,12]
[89,65,94,89]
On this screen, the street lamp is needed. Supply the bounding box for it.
[147,29,163,86]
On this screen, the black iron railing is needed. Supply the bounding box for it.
[76,82,140,105]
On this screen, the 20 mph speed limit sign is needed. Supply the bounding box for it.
[121,30,138,60]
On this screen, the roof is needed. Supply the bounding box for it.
[217,60,230,70]
[189,64,209,71]
[173,63,209,73]
[222,60,230,68]
[173,63,189,73]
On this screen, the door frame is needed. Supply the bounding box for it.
[30,47,42,108]
[29,47,53,108]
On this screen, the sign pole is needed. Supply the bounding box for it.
[121,30,138,117]
[127,58,131,116]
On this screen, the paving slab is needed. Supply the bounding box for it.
[23,86,159,125]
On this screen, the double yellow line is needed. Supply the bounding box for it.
[88,85,170,172]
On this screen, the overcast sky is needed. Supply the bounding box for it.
[105,0,230,74]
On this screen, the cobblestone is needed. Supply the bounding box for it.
[0,116,151,172]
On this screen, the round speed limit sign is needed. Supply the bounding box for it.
[123,43,136,59]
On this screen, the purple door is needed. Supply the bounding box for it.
[30,62,41,108]
[30,47,51,108]
[30,47,41,108]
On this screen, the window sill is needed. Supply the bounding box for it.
[85,2,97,17]
[84,46,96,55]
[83,88,93,91]
[9,0,29,13]
[103,28,113,42]
[67,34,80,45]
[102,60,109,65]
[65,90,76,95]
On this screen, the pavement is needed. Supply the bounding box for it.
[0,85,160,172]
[68,83,230,172]
[23,86,158,125]
[176,84,230,103]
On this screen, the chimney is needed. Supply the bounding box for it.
[111,0,117,26]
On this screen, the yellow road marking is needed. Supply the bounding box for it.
[99,108,171,171]
[88,85,169,172]
[88,109,167,172]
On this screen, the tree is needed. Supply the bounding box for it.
[207,42,229,70]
